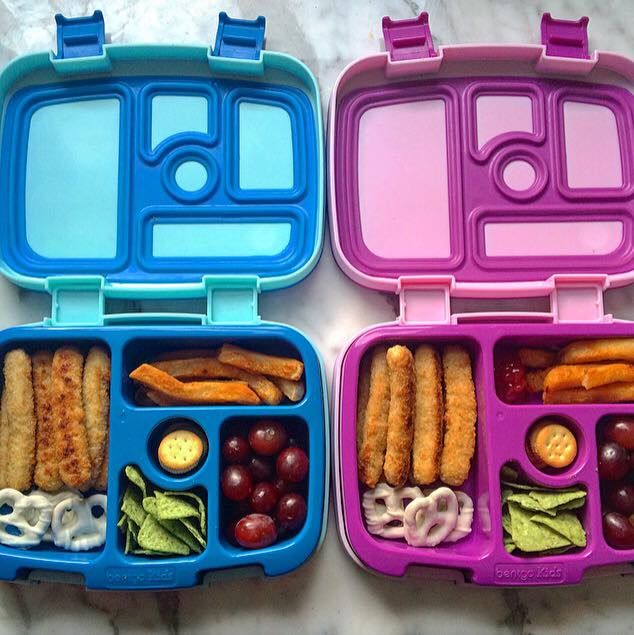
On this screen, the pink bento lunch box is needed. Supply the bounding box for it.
[329,12,634,585]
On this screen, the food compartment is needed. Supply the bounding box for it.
[338,324,493,579]
[122,334,307,408]
[218,417,310,552]
[0,333,111,563]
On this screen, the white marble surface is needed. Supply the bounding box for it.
[0,0,633,633]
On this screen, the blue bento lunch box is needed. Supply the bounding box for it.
[0,10,327,589]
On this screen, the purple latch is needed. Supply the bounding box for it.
[382,12,436,61]
[540,13,590,59]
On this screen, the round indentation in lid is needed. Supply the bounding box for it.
[491,149,548,201]
[175,160,208,192]
[503,160,536,192]
[162,149,218,203]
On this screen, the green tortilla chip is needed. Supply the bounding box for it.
[507,503,571,552]
[137,515,190,555]
[158,519,202,554]
[528,489,586,511]
[501,480,579,493]
[125,520,138,555]
[180,517,207,548]
[553,498,586,512]
[501,489,515,504]
[531,512,586,548]
[132,549,158,555]
[504,535,516,553]
[507,493,556,516]
[154,491,199,520]
[164,491,207,533]
[142,496,159,516]
[502,508,513,535]
[125,465,148,498]
[127,517,139,540]
[117,513,127,530]
[121,487,147,527]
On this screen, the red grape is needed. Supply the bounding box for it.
[248,420,288,456]
[276,493,307,532]
[222,435,250,464]
[276,447,309,483]
[603,512,634,549]
[273,477,297,497]
[604,417,634,451]
[606,483,634,515]
[248,456,273,482]
[235,513,277,549]
[598,441,629,481]
[221,465,253,501]
[495,351,527,404]
[250,482,279,514]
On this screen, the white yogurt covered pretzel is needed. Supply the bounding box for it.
[403,486,459,547]
[51,494,107,551]
[0,488,53,547]
[362,482,422,538]
[445,491,474,543]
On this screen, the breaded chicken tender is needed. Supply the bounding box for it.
[4,349,36,491]
[439,345,477,487]
[33,350,62,492]
[52,347,92,490]
[383,346,414,487]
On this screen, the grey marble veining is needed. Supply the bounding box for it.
[0,0,633,633]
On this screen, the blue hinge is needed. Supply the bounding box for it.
[54,10,105,59]
[45,276,105,326]
[212,12,265,61]
[204,275,261,324]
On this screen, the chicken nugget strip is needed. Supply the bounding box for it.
[0,390,9,488]
[526,369,548,393]
[272,377,305,403]
[356,353,372,454]
[439,345,477,487]
[129,364,261,405]
[218,344,304,381]
[518,348,558,369]
[357,346,390,488]
[4,349,36,491]
[33,350,62,492]
[559,338,634,364]
[411,345,443,485]
[83,347,111,482]
[544,382,634,404]
[153,357,283,405]
[52,347,92,490]
[383,346,414,487]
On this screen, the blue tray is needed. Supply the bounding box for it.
[0,11,327,589]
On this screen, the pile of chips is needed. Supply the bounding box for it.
[118,465,206,556]
[502,477,587,555]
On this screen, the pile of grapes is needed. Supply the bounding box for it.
[221,420,309,549]
[599,416,634,549]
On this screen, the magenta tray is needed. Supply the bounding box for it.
[329,12,634,586]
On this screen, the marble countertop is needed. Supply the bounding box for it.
[1,0,634,633]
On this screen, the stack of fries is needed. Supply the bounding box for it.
[130,344,305,406]
[520,338,634,404]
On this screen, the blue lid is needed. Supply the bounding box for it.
[0,11,324,300]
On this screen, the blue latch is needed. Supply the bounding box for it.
[55,10,105,59]
[212,12,265,60]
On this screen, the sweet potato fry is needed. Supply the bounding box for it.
[129,364,261,405]
[559,338,634,365]
[582,363,634,390]
[518,348,558,369]
[272,377,305,403]
[153,357,282,405]
[526,369,548,393]
[543,365,589,392]
[544,382,634,404]
[218,344,304,381]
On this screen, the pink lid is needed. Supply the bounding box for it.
[329,13,634,299]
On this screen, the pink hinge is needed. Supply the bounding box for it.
[550,274,611,323]
[397,276,453,324]
[541,13,590,59]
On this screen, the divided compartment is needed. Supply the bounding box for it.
[338,324,493,580]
